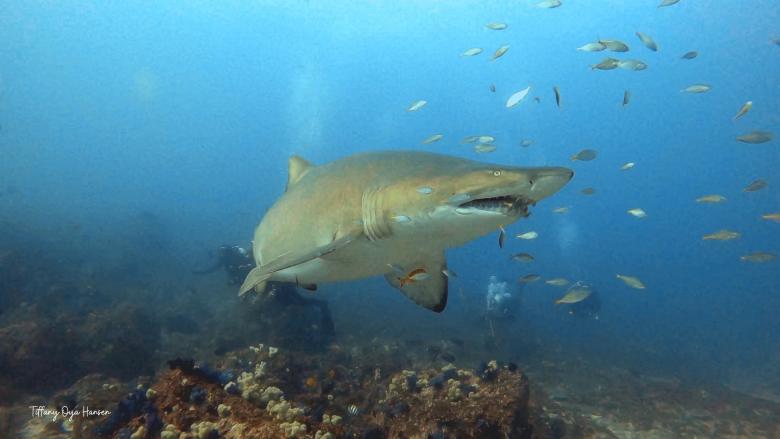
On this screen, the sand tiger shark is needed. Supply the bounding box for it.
[240,151,573,312]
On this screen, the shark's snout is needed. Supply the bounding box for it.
[529,167,574,202]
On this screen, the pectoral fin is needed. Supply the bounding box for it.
[238,228,362,297]
[238,267,271,297]
[385,254,448,312]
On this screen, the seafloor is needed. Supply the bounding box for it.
[1,234,780,438]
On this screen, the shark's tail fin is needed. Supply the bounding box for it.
[238,267,271,297]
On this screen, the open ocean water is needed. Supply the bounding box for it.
[1,1,779,438]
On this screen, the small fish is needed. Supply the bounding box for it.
[442,268,458,278]
[681,84,711,93]
[422,134,444,144]
[761,213,780,222]
[534,96,541,103]
[622,90,631,107]
[658,0,680,7]
[580,187,596,195]
[347,404,360,416]
[520,139,534,147]
[681,51,698,60]
[696,194,726,203]
[577,42,606,52]
[571,149,597,161]
[627,208,647,218]
[391,215,412,223]
[399,268,430,287]
[772,38,780,47]
[733,101,753,120]
[506,86,532,108]
[702,230,740,241]
[736,131,773,144]
[552,206,570,214]
[591,58,620,70]
[489,84,496,93]
[461,135,480,144]
[636,32,658,51]
[555,285,592,304]
[511,253,535,262]
[553,86,561,108]
[492,45,510,60]
[486,22,508,30]
[546,278,570,287]
[618,59,648,71]
[519,274,541,283]
[474,144,497,153]
[599,39,630,52]
[417,186,433,195]
[616,274,645,289]
[407,100,427,111]
[461,47,483,57]
[740,252,776,263]
[478,135,496,143]
[516,231,538,240]
[621,162,635,170]
[743,179,767,192]
[537,0,562,8]
[498,225,506,248]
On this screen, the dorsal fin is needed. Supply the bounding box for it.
[286,155,313,191]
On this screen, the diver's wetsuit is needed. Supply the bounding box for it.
[194,245,335,338]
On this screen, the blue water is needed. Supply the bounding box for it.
[1,1,778,390]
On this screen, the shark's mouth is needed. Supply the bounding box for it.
[458,195,532,216]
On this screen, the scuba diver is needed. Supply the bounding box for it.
[192,245,255,285]
[483,275,523,350]
[194,245,335,345]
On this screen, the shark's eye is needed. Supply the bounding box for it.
[493,170,502,177]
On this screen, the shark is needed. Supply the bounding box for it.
[239,150,573,312]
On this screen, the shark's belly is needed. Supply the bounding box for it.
[271,238,437,284]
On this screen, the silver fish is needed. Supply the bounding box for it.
[636,31,658,51]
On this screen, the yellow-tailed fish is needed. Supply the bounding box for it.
[577,42,606,52]
[571,149,597,161]
[627,208,647,218]
[621,162,635,170]
[555,285,592,304]
[740,252,776,263]
[681,51,698,60]
[421,134,444,144]
[743,179,767,192]
[681,84,711,93]
[461,47,483,57]
[622,90,631,107]
[636,31,658,51]
[552,206,570,214]
[761,213,780,222]
[658,0,680,7]
[511,253,535,262]
[407,100,427,111]
[516,231,538,240]
[696,194,727,203]
[736,131,773,144]
[492,45,510,60]
[553,86,561,108]
[734,101,753,120]
[702,230,740,241]
[474,144,497,153]
[616,274,645,289]
[506,86,532,108]
[537,0,562,8]
[592,58,620,70]
[519,274,541,283]
[545,278,569,287]
[486,22,508,30]
[599,39,629,52]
